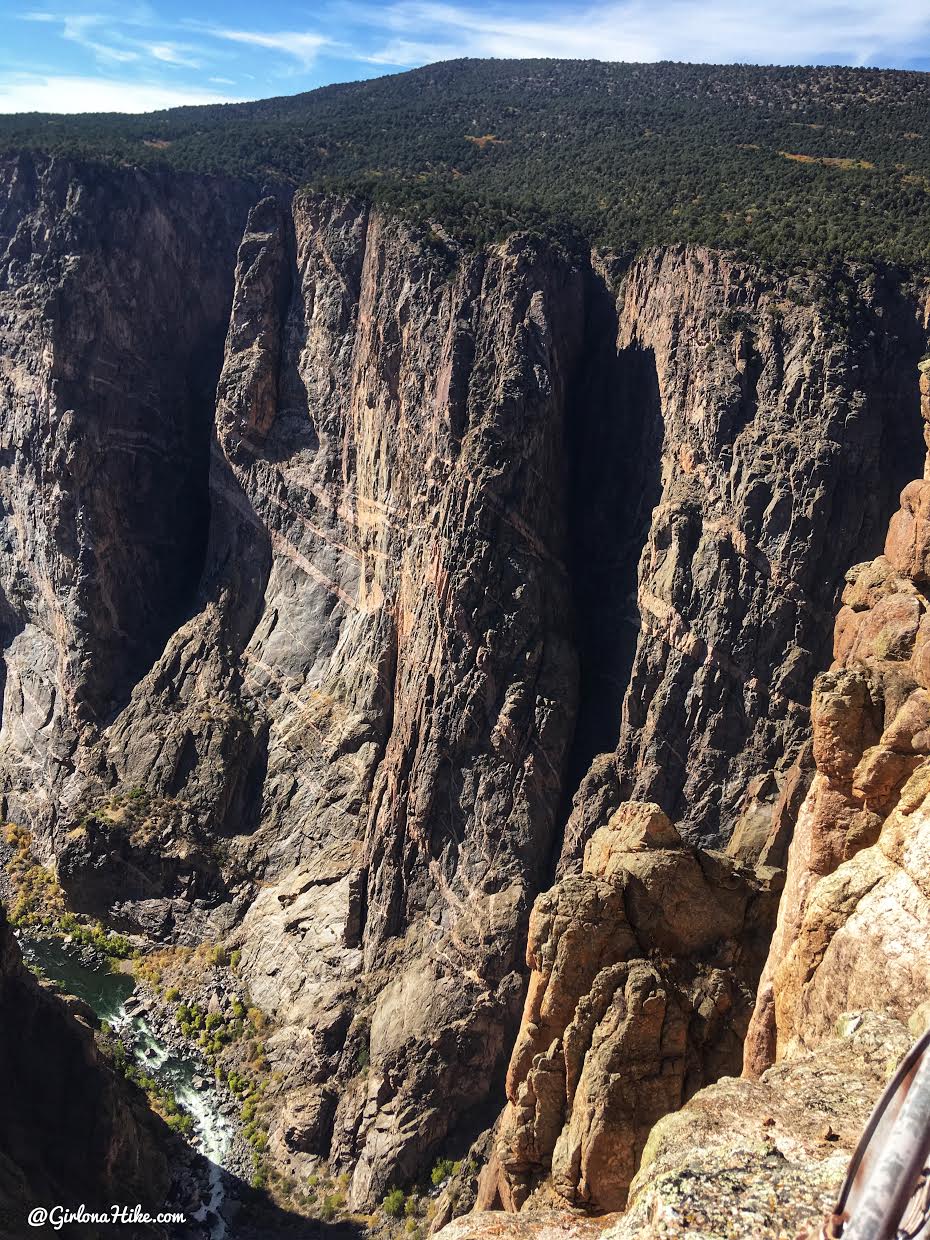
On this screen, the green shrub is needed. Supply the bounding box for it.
[431,1159,458,1187]
[167,1111,194,1136]
[383,1188,406,1218]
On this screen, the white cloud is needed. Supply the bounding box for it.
[0,73,239,113]
[23,11,140,64]
[365,1,655,62]
[207,29,328,69]
[146,42,202,67]
[362,0,930,68]
[358,39,463,65]
[22,11,133,62]
[19,10,210,71]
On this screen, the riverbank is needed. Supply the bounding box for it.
[19,932,250,1239]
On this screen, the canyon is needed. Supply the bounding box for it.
[2,142,930,1236]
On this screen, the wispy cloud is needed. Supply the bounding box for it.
[360,0,930,68]
[146,42,203,69]
[22,11,140,64]
[202,28,329,70]
[0,72,239,113]
[21,10,166,67]
[19,0,930,80]
[362,0,655,63]
[6,0,930,121]
[8,6,331,115]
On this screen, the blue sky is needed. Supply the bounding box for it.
[1,0,930,113]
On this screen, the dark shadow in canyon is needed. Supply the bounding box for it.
[860,279,928,559]
[168,1166,368,1240]
[559,273,664,824]
[169,329,230,635]
[73,317,233,732]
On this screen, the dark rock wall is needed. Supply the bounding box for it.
[562,250,927,859]
[0,152,254,835]
[0,152,927,1203]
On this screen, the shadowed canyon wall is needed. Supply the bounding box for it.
[0,150,928,1205]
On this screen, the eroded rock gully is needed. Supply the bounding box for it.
[1,149,929,1209]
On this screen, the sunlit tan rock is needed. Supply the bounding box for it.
[481,805,778,1213]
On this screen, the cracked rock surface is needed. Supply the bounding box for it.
[745,362,930,1077]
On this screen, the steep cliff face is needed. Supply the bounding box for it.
[745,361,930,1076]
[0,151,253,838]
[0,907,169,1238]
[7,172,590,1206]
[561,250,927,859]
[1,151,928,1207]
[216,197,586,1206]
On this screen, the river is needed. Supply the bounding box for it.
[19,934,234,1239]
